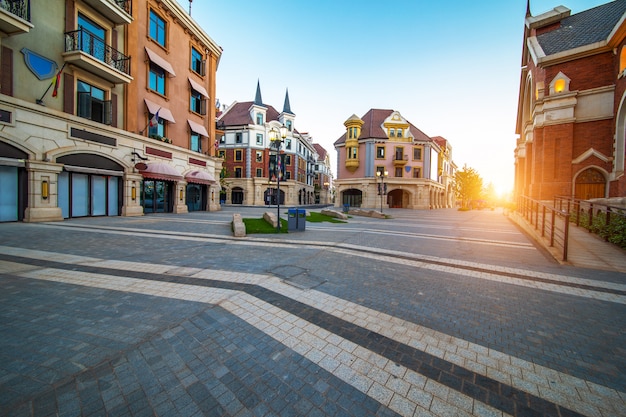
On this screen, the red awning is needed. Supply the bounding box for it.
[185,170,216,185]
[140,162,183,181]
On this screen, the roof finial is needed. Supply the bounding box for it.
[254,79,263,106]
[526,0,531,17]
[282,88,294,115]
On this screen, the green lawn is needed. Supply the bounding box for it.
[242,211,346,234]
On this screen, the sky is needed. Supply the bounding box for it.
[177,0,610,196]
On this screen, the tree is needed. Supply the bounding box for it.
[454,165,483,209]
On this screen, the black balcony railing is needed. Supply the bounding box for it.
[65,28,130,76]
[1,0,30,21]
[115,0,132,15]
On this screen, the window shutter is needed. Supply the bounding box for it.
[110,94,117,127]
[200,99,207,115]
[1,47,13,96]
[201,60,206,76]
[63,73,74,114]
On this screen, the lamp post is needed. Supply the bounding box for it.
[376,170,388,213]
[269,125,288,231]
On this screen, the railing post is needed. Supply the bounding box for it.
[542,206,546,237]
[563,213,569,261]
[605,208,611,241]
[550,209,555,247]
[588,204,594,232]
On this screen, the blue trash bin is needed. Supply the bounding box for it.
[287,208,298,231]
[297,209,306,231]
[343,204,350,213]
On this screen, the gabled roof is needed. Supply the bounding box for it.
[313,143,328,160]
[536,1,626,55]
[218,101,280,126]
[334,109,432,146]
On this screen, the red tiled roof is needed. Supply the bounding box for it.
[334,109,432,146]
[218,101,281,126]
[313,143,328,159]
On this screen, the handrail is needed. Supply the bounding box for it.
[516,196,570,261]
[554,196,626,244]
[64,28,131,76]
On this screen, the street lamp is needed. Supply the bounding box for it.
[269,124,288,231]
[376,170,388,213]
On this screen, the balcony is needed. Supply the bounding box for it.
[393,154,408,167]
[0,0,33,36]
[81,0,132,25]
[345,159,359,172]
[63,28,132,85]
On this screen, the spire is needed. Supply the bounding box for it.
[254,79,263,106]
[282,88,294,115]
[526,0,531,17]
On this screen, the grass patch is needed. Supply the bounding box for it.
[306,212,347,223]
[243,218,288,234]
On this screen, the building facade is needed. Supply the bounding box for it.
[0,0,222,223]
[333,109,456,210]
[313,143,333,204]
[216,82,332,206]
[515,1,626,201]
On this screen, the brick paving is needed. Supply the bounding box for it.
[0,207,624,416]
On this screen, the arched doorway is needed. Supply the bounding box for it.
[231,187,244,204]
[264,187,284,205]
[575,168,606,200]
[388,189,409,208]
[342,189,362,207]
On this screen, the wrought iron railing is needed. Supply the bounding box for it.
[0,0,30,21]
[555,196,626,248]
[516,195,570,261]
[65,28,130,76]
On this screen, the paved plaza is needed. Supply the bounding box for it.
[0,207,624,417]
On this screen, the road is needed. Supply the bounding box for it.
[0,207,624,416]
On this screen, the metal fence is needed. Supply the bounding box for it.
[1,0,30,22]
[554,196,626,248]
[516,196,570,261]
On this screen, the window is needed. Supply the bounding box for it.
[149,10,166,47]
[286,120,292,131]
[256,168,263,177]
[389,128,395,138]
[77,14,106,62]
[395,147,404,161]
[149,63,165,95]
[395,167,402,177]
[285,155,291,165]
[376,146,385,159]
[256,151,263,163]
[219,135,225,143]
[147,112,164,138]
[285,171,291,180]
[190,89,205,114]
[376,166,385,176]
[413,147,422,160]
[235,133,242,143]
[77,80,111,124]
[348,147,357,159]
[256,113,263,125]
[412,167,421,178]
[190,132,201,152]
[218,150,225,159]
[349,127,358,139]
[285,139,292,150]
[397,129,403,138]
[191,47,205,75]
[234,167,242,178]
[256,134,263,145]
[235,149,242,161]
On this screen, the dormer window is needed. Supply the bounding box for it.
[397,129,403,138]
[389,128,395,138]
[286,120,292,131]
[256,113,263,125]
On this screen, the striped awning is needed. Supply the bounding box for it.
[139,162,182,181]
[185,170,216,185]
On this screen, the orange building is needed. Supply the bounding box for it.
[515,1,626,200]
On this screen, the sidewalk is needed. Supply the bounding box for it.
[509,211,626,272]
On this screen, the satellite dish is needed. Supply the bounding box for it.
[135,162,148,171]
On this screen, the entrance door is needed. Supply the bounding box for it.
[186,184,205,212]
[575,168,605,200]
[231,187,244,204]
[0,166,18,221]
[142,180,172,213]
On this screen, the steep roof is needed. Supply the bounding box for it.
[334,109,432,146]
[536,1,626,55]
[218,101,280,126]
[313,143,328,160]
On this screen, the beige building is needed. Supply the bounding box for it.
[334,109,456,210]
[0,0,222,222]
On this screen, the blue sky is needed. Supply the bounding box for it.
[177,0,609,195]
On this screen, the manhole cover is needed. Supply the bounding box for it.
[270,265,327,290]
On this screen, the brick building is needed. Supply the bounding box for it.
[216,82,332,206]
[515,1,626,201]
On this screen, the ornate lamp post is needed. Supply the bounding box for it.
[269,125,288,231]
[376,170,388,213]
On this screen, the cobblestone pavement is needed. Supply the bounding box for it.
[0,207,624,417]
